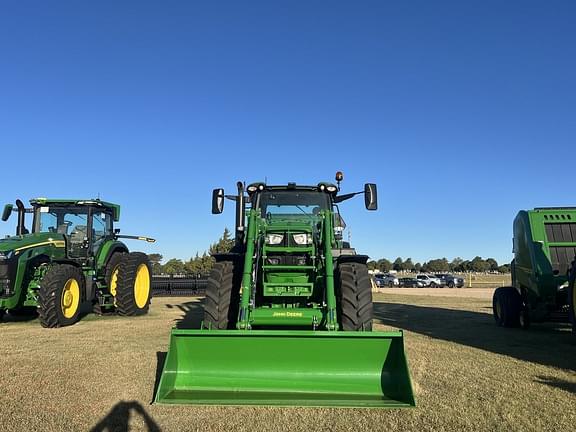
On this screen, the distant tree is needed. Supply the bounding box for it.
[498,264,511,273]
[450,257,464,272]
[485,258,499,272]
[377,258,392,273]
[367,260,378,271]
[414,262,422,272]
[148,253,164,275]
[470,256,489,272]
[163,258,186,275]
[393,257,404,272]
[209,228,235,255]
[403,258,415,272]
[423,258,449,272]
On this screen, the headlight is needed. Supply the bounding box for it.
[0,250,14,260]
[265,234,284,245]
[326,185,337,193]
[292,233,313,245]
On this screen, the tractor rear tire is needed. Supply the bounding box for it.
[204,260,241,329]
[336,262,373,331]
[39,264,84,328]
[569,260,576,333]
[493,286,521,327]
[115,252,152,316]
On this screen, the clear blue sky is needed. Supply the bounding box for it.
[1,1,575,265]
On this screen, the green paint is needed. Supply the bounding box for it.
[511,207,576,321]
[155,329,415,408]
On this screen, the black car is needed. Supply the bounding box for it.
[435,273,465,288]
[398,277,425,288]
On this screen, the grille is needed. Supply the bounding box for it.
[545,223,576,243]
[549,246,576,274]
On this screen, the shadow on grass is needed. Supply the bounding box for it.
[165,300,204,329]
[374,302,576,372]
[535,376,576,395]
[90,400,161,432]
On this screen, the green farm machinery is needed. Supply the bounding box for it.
[493,207,576,331]
[155,173,415,407]
[0,198,155,327]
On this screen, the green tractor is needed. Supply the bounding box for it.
[155,173,415,408]
[0,198,155,327]
[493,207,576,331]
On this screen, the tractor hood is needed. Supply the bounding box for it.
[0,232,66,256]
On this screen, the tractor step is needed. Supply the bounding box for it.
[154,329,415,408]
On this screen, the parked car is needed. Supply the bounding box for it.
[373,273,399,288]
[416,274,444,288]
[398,277,426,288]
[435,273,465,288]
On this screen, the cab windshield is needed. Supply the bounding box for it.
[34,206,89,236]
[257,191,330,217]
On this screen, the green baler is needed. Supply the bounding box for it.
[493,207,576,331]
[155,174,415,407]
[0,198,155,327]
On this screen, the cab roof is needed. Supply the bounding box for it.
[29,198,121,221]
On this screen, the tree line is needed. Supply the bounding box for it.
[367,256,510,273]
[148,228,234,276]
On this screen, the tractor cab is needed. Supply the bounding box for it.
[2,198,121,262]
[29,199,120,260]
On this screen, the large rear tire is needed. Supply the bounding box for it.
[493,286,521,327]
[203,260,241,329]
[39,264,84,328]
[115,252,152,316]
[568,260,576,333]
[336,262,373,331]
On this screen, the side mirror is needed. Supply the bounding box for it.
[2,204,13,221]
[212,188,225,214]
[364,183,377,210]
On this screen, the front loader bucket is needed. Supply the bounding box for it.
[154,329,415,408]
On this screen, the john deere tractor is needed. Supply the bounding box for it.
[0,198,155,327]
[493,207,576,332]
[155,173,415,408]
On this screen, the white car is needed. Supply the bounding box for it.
[415,274,444,288]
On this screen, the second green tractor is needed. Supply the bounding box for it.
[155,174,415,408]
[0,198,155,327]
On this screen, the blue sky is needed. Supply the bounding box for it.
[1,1,574,265]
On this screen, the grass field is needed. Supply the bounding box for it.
[1,290,575,432]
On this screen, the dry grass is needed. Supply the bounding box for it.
[1,291,575,432]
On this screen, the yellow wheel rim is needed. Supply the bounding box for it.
[134,264,150,309]
[110,266,119,297]
[61,278,80,319]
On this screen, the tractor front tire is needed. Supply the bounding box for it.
[115,252,152,316]
[39,264,84,328]
[336,262,373,331]
[204,260,241,329]
[569,260,576,333]
[493,286,521,327]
